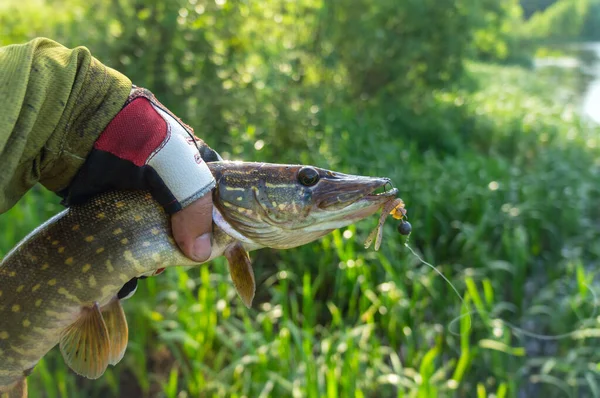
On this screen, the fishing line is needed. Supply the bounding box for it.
[403,239,599,340]
[404,242,472,332]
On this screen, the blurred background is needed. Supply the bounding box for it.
[1,0,600,396]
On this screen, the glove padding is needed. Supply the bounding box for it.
[61,86,221,213]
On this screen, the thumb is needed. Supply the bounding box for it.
[171,193,213,262]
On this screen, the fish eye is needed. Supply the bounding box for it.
[298,167,320,187]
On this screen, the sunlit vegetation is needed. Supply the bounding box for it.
[1,0,600,396]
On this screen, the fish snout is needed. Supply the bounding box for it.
[316,174,397,210]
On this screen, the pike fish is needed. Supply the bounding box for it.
[0,161,405,397]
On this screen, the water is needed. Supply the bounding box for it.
[580,43,600,123]
[534,42,600,124]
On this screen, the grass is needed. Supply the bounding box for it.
[2,62,600,397]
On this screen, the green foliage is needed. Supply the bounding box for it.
[521,0,600,41]
[2,0,535,158]
[0,0,76,45]
[523,0,592,40]
[472,0,528,63]
[315,0,477,96]
[2,1,600,397]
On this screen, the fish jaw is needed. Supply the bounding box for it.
[298,187,399,234]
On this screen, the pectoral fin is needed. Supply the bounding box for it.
[59,303,110,379]
[101,298,129,366]
[225,243,256,308]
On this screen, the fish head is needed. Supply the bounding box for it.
[208,162,398,249]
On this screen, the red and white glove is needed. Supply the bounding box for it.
[63,87,220,214]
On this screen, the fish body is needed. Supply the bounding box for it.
[0,161,402,396]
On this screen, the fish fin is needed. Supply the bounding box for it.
[101,298,129,366]
[1,378,27,398]
[225,243,256,308]
[59,302,110,379]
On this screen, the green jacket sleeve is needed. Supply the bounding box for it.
[0,38,132,213]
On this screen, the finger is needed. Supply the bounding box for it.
[171,193,213,262]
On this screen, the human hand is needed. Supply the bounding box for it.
[171,192,213,261]
[64,87,222,262]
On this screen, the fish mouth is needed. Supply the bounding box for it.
[349,184,398,216]
[317,177,398,210]
[363,185,399,202]
[303,178,400,233]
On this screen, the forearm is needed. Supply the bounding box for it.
[0,38,131,212]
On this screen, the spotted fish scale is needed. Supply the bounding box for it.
[0,191,190,388]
